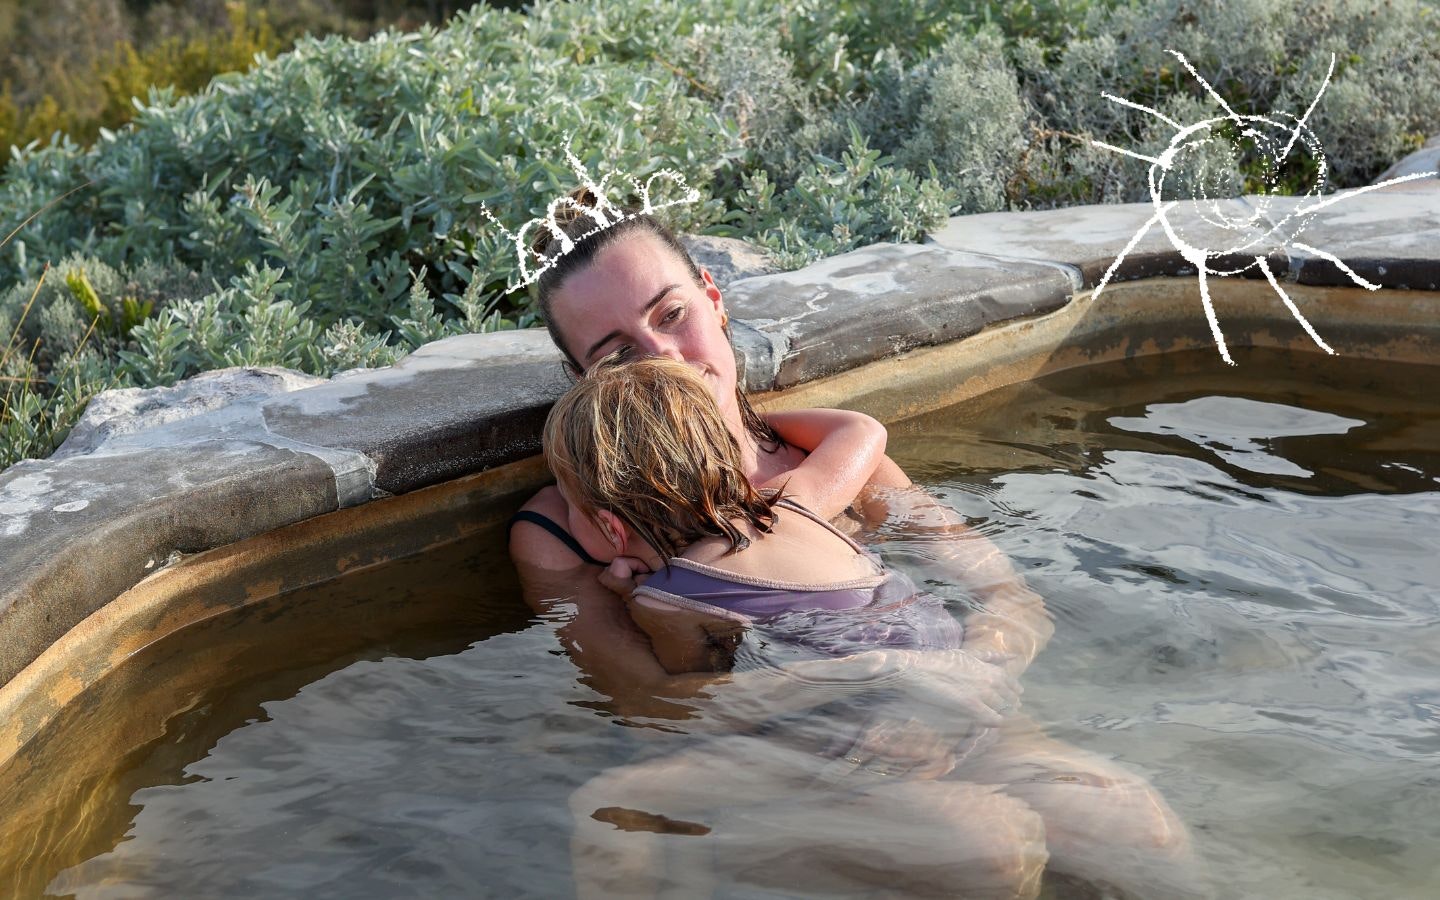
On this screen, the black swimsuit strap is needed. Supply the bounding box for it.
[508,509,605,567]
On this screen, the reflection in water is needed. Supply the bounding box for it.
[46,627,611,899]
[21,348,1440,899]
[1109,395,1365,477]
[889,348,1440,899]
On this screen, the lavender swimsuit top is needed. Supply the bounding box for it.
[633,501,963,655]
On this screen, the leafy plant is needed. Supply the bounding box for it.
[2,0,1438,470]
[729,123,953,268]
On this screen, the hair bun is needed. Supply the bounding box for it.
[528,187,602,258]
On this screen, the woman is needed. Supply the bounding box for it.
[545,356,1052,897]
[507,206,1203,897]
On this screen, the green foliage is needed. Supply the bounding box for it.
[0,3,285,162]
[0,376,108,470]
[1,265,125,469]
[1004,0,1440,203]
[115,263,317,384]
[60,267,154,338]
[65,270,107,324]
[892,28,1030,213]
[0,2,486,166]
[2,0,1438,470]
[684,22,832,185]
[729,124,953,268]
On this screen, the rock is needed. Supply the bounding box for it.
[727,318,786,393]
[725,242,1073,390]
[680,235,780,287]
[927,199,1289,289]
[1372,134,1440,187]
[0,330,573,686]
[929,189,1440,293]
[1259,191,1440,291]
[0,443,346,687]
[54,367,326,459]
[260,330,572,495]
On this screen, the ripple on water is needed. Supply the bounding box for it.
[25,349,1440,900]
[889,349,1440,899]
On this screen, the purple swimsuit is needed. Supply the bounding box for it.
[633,501,963,658]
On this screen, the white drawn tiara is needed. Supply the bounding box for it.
[478,140,701,292]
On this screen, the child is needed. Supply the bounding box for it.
[544,358,1205,900]
[542,355,969,676]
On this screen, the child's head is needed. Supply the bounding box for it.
[543,355,779,561]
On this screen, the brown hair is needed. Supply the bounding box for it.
[542,355,782,561]
[529,188,784,454]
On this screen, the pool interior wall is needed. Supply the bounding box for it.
[0,457,545,895]
[1,276,1437,894]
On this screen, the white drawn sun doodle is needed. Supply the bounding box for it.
[1091,50,1438,365]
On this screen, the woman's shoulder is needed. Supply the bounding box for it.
[508,485,591,569]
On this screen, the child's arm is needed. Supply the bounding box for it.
[761,408,888,518]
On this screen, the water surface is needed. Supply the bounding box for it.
[19,347,1440,898]
[888,347,1440,898]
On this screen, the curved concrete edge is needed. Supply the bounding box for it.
[0,456,546,763]
[929,184,1440,291]
[0,457,548,882]
[0,444,342,686]
[2,188,1439,690]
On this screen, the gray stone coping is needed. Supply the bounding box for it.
[2,185,1439,687]
[929,185,1440,292]
[723,243,1075,390]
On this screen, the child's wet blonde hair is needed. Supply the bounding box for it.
[543,355,781,561]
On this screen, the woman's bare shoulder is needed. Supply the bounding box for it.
[509,485,586,570]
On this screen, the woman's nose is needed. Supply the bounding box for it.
[637,333,684,361]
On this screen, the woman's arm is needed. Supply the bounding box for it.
[761,408,888,518]
[514,558,718,719]
[756,413,1049,676]
[517,550,1016,728]
[625,595,742,673]
[866,486,1054,678]
[511,487,716,717]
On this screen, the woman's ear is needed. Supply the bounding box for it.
[594,509,629,555]
[700,267,724,312]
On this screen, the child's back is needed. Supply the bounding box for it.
[634,496,963,668]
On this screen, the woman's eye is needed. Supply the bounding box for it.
[593,345,632,366]
[661,305,685,325]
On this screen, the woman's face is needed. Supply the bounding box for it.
[547,231,740,424]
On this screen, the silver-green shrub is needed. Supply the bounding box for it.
[1005,0,1440,204]
[729,125,954,268]
[685,22,833,185]
[893,29,1029,213]
[3,0,1437,468]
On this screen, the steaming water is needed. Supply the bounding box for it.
[18,348,1440,898]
